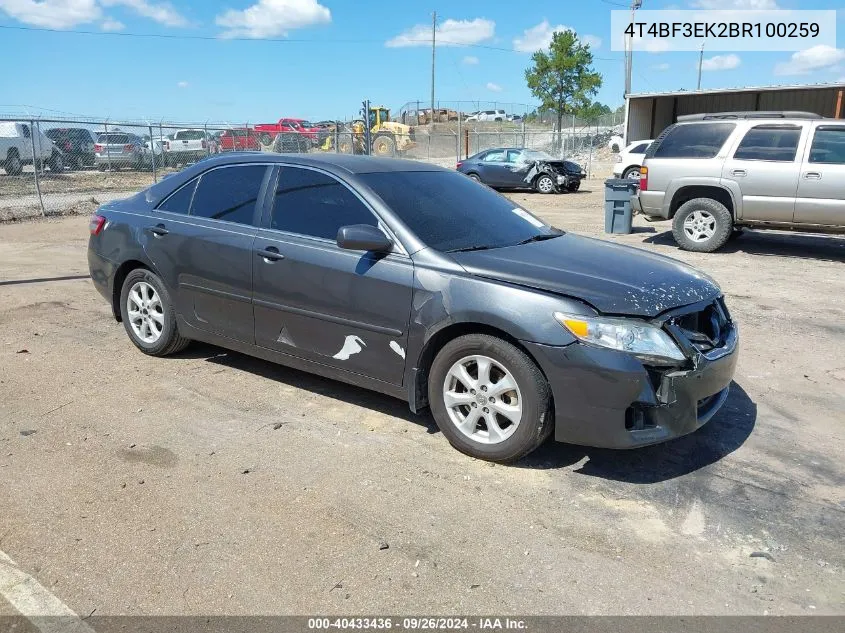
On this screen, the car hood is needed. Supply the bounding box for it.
[450,233,720,317]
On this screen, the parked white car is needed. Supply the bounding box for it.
[613,139,653,180]
[608,135,625,153]
[465,109,507,122]
[0,121,63,175]
[164,129,212,166]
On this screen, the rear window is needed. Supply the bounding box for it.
[175,130,205,140]
[733,125,801,162]
[808,126,845,165]
[652,123,735,159]
[98,134,130,144]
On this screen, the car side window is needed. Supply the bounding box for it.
[190,165,267,225]
[21,124,30,139]
[482,151,506,163]
[270,167,377,240]
[808,126,845,165]
[733,125,802,162]
[653,123,735,159]
[506,150,523,163]
[632,143,650,154]
[157,178,198,214]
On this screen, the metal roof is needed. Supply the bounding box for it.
[628,82,845,100]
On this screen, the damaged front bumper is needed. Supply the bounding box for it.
[522,311,738,449]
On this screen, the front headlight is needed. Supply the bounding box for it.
[554,312,686,365]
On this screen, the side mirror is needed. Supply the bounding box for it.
[336,224,393,253]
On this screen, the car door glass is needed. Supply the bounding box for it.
[632,143,650,154]
[482,151,506,163]
[270,167,377,240]
[733,125,802,162]
[21,125,30,139]
[506,150,523,164]
[157,178,198,214]
[808,127,845,164]
[190,165,267,225]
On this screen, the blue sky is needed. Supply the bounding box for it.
[0,0,842,123]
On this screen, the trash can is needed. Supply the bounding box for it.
[604,178,638,234]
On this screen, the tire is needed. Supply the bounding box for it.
[119,268,190,357]
[567,181,580,193]
[622,166,641,180]
[671,198,733,253]
[428,334,553,463]
[98,163,107,172]
[372,134,396,156]
[534,174,556,194]
[48,152,64,172]
[5,150,22,176]
[467,173,481,183]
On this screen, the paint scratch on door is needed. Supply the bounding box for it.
[389,341,405,359]
[333,335,366,360]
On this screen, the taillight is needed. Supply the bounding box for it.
[89,214,106,235]
[64,141,72,151]
[456,162,463,169]
[94,144,102,152]
[165,141,170,150]
[124,144,133,151]
[639,166,648,191]
[201,140,207,149]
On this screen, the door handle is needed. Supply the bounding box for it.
[147,224,168,237]
[731,169,747,177]
[803,172,822,180]
[257,246,284,262]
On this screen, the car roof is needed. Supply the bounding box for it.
[171,152,448,174]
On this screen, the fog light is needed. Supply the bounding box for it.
[556,175,566,184]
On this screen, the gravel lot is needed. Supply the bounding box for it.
[0,181,843,618]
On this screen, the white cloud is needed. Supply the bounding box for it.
[651,62,670,71]
[100,17,124,30]
[101,0,186,27]
[462,55,479,65]
[386,18,494,48]
[513,20,572,53]
[0,0,102,29]
[690,0,779,8]
[486,82,503,92]
[701,53,741,71]
[774,45,845,75]
[216,0,331,39]
[581,34,602,49]
[177,80,189,88]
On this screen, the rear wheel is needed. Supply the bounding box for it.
[622,166,641,180]
[672,198,733,253]
[48,152,64,172]
[119,269,190,356]
[468,173,481,183]
[428,334,553,463]
[5,151,22,176]
[534,174,556,194]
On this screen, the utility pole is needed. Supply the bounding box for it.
[430,11,436,131]
[697,42,705,90]
[624,0,642,96]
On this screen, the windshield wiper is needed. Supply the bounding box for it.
[515,233,563,246]
[446,244,497,253]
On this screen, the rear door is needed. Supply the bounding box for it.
[794,123,845,226]
[145,163,272,343]
[721,123,807,222]
[477,149,509,185]
[252,165,413,385]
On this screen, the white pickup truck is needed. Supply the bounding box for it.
[164,129,213,166]
[1,122,64,175]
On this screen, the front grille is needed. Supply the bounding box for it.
[667,299,729,353]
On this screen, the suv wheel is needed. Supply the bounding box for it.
[428,334,553,463]
[672,198,733,253]
[119,269,190,356]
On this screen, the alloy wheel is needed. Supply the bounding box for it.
[127,281,164,344]
[683,210,717,242]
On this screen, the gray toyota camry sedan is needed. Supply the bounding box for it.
[88,153,738,462]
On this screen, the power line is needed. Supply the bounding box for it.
[0,23,623,60]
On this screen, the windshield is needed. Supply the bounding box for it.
[299,121,314,128]
[359,171,561,252]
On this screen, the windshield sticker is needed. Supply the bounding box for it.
[512,208,544,228]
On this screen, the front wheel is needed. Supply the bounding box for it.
[534,174,556,194]
[372,134,396,156]
[428,334,553,463]
[119,269,190,356]
[48,152,64,172]
[672,198,733,253]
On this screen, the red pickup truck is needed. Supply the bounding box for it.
[254,118,319,145]
[218,128,261,151]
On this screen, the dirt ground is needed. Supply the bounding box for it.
[0,182,843,619]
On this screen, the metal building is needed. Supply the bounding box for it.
[625,83,845,143]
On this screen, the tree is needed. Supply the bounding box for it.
[575,100,612,121]
[525,30,602,144]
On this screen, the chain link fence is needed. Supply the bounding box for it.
[0,109,624,221]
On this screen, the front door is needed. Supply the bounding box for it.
[252,166,413,386]
[721,123,806,223]
[477,149,510,186]
[794,124,845,226]
[145,164,271,343]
